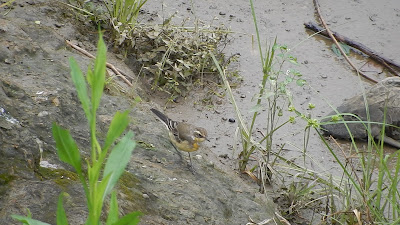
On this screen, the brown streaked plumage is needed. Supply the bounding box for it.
[150,108,208,170]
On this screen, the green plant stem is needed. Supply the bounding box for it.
[249,0,264,68]
[316,129,362,195]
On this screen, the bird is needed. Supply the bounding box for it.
[150,108,208,171]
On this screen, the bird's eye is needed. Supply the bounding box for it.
[194,131,203,138]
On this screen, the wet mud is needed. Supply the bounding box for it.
[0,0,399,224]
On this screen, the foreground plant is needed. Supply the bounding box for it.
[12,33,140,224]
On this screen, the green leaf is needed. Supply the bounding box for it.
[111,211,142,225]
[104,111,130,152]
[249,104,263,113]
[296,79,306,87]
[331,44,340,56]
[91,32,107,113]
[340,43,350,55]
[69,57,91,121]
[52,123,82,175]
[96,173,112,212]
[11,215,51,225]
[285,76,293,83]
[57,193,69,225]
[331,43,350,57]
[262,91,275,100]
[106,191,119,225]
[86,66,94,87]
[103,131,136,197]
[287,55,298,65]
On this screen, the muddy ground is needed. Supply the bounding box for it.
[0,0,400,224]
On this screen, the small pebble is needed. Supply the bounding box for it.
[143,194,149,199]
[219,12,226,15]
[54,23,64,28]
[320,74,328,79]
[240,94,246,98]
[38,111,49,117]
[52,97,60,106]
[172,98,179,103]
[219,154,228,159]
[206,160,215,167]
[228,118,235,123]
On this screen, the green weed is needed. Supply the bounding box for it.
[12,33,140,225]
[104,0,148,47]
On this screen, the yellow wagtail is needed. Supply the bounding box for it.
[150,108,208,169]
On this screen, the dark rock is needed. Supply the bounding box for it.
[321,77,400,148]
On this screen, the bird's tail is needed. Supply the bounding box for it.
[150,108,171,128]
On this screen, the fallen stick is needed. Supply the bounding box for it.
[312,0,378,83]
[65,40,133,86]
[304,22,400,76]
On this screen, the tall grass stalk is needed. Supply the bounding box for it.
[104,0,148,47]
[315,100,400,223]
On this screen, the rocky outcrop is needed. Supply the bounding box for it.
[321,77,400,148]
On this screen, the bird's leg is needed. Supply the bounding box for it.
[188,152,196,174]
[170,142,183,160]
[170,142,195,173]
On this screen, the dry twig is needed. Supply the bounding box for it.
[304,22,400,76]
[66,40,133,86]
[313,0,377,83]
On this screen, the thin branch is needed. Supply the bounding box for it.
[313,0,378,83]
[304,22,400,76]
[66,40,133,86]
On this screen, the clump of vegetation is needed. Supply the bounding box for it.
[134,19,232,97]
[12,33,140,225]
[67,0,235,98]
[103,0,148,47]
